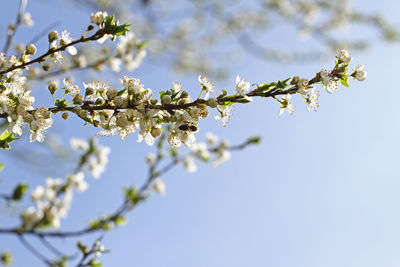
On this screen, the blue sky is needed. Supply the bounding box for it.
[1,0,400,267]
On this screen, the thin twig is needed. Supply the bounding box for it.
[18,234,52,265]
[3,0,28,54]
[38,235,67,258]
[29,21,62,45]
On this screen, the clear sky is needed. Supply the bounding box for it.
[1,0,400,267]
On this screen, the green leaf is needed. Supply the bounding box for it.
[277,78,291,89]
[217,89,228,99]
[12,183,28,201]
[113,216,127,226]
[88,220,101,230]
[0,163,4,172]
[339,75,350,87]
[89,259,103,267]
[257,82,276,92]
[0,130,19,150]
[76,242,89,254]
[123,186,147,206]
[237,98,251,104]
[248,136,261,145]
[222,101,234,106]
[169,148,178,158]
[137,40,149,50]
[159,91,167,99]
[104,15,130,37]
[1,250,12,266]
[117,89,127,96]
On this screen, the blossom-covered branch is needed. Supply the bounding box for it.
[0,48,366,149]
[0,135,258,266]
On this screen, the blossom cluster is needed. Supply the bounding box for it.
[21,138,110,229]
[0,12,130,145]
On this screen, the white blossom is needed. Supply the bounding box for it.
[198,75,215,99]
[279,94,295,116]
[353,65,367,81]
[206,132,219,145]
[320,70,338,94]
[338,49,352,64]
[60,30,77,55]
[152,178,166,195]
[184,155,197,173]
[90,11,108,25]
[306,89,320,112]
[235,75,253,101]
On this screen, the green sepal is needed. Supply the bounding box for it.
[55,99,67,107]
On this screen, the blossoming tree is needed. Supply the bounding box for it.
[0,0,390,266]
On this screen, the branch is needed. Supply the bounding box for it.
[0,28,106,76]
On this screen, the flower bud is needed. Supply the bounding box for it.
[73,94,83,105]
[116,113,128,127]
[180,91,189,98]
[353,65,367,81]
[200,107,210,118]
[291,76,300,85]
[151,126,162,138]
[145,154,155,165]
[106,88,117,100]
[25,43,37,55]
[48,81,58,94]
[48,31,59,43]
[15,43,24,53]
[338,49,352,64]
[95,98,104,105]
[23,113,34,123]
[161,95,172,105]
[85,87,94,96]
[62,112,69,120]
[114,96,125,108]
[207,97,218,108]
[42,64,50,72]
